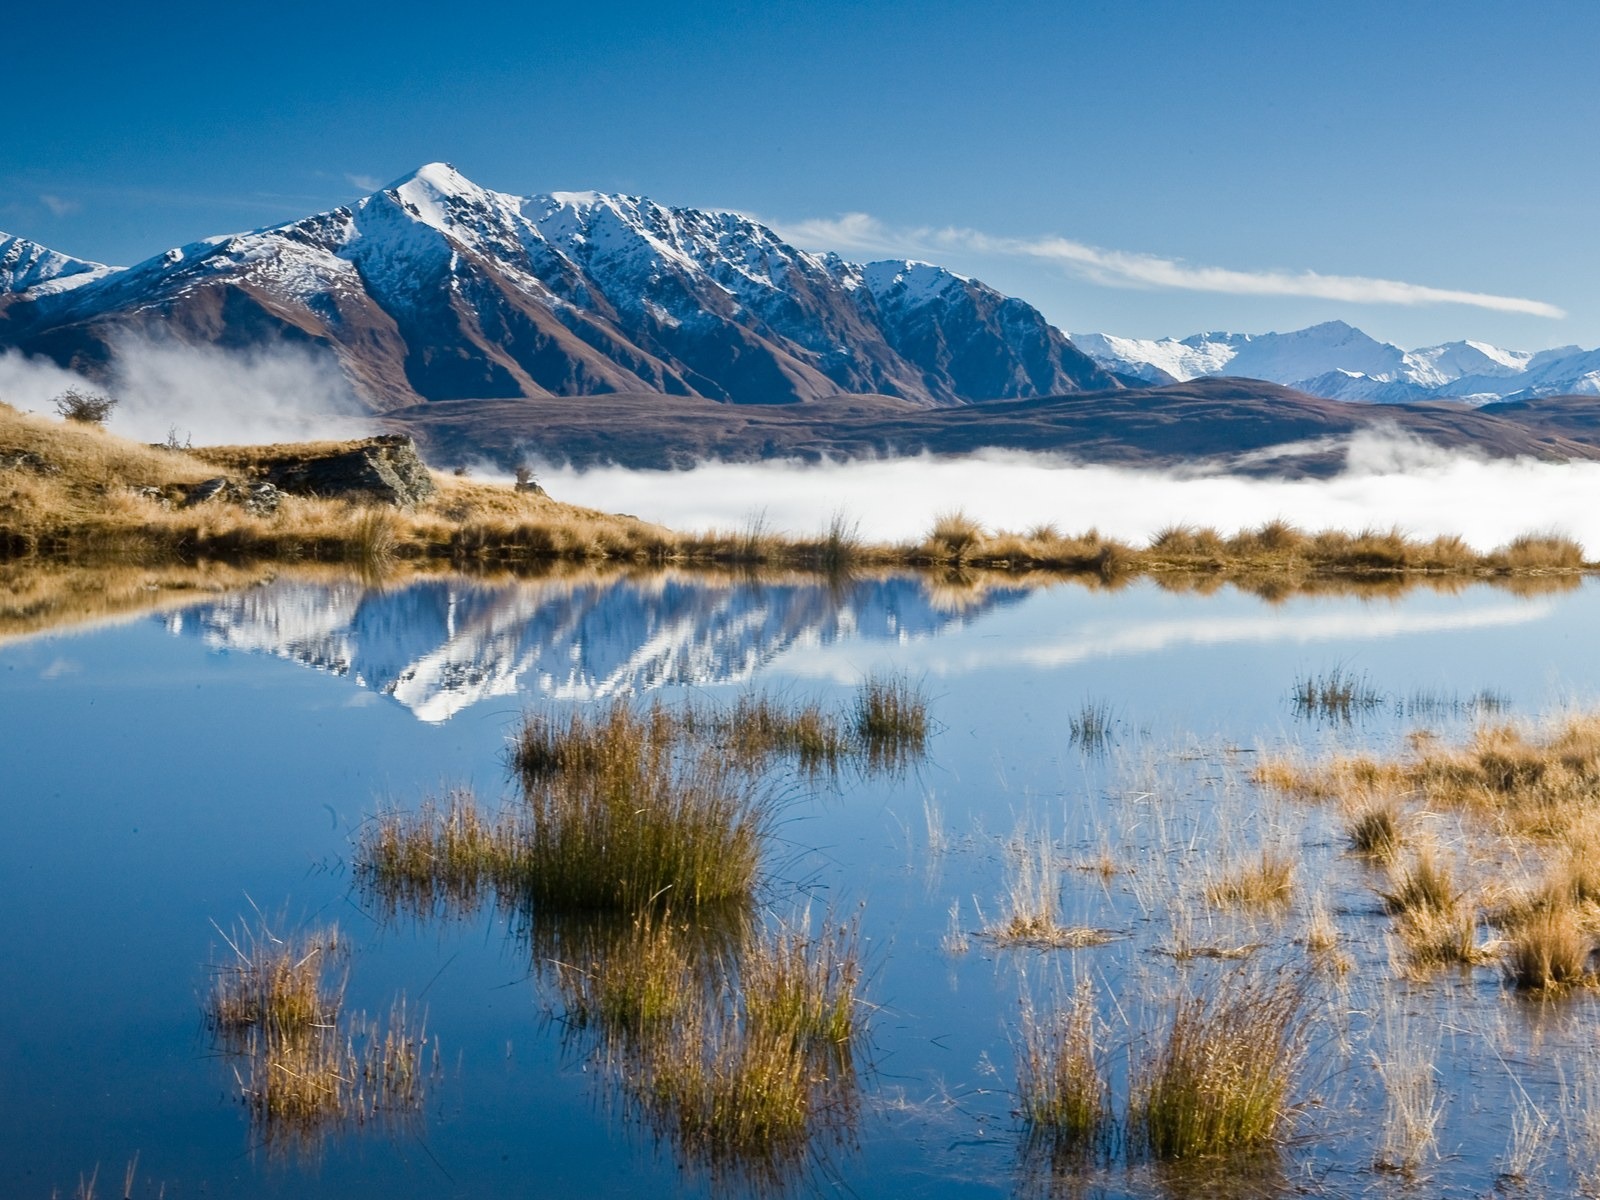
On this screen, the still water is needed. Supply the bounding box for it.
[2,567,1597,1197]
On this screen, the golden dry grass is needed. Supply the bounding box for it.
[1204,848,1296,910]
[1017,978,1110,1160]
[1127,971,1308,1161]
[3,402,1593,587]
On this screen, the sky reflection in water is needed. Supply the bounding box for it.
[2,571,1600,1197]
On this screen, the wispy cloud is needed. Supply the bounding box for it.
[38,194,81,218]
[772,213,1566,319]
[345,172,383,193]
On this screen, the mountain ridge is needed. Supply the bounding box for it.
[0,163,1119,410]
[1073,319,1600,405]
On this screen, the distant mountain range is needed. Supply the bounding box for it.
[4,165,1600,471]
[1072,321,1600,406]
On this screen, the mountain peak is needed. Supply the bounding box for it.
[0,231,112,295]
[382,161,471,195]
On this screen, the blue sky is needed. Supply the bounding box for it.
[7,0,1598,351]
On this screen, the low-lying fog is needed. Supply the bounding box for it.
[4,342,1595,554]
[543,432,1600,553]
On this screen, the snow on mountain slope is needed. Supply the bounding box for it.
[1068,332,1232,383]
[1077,319,1600,406]
[0,233,113,296]
[0,165,1117,410]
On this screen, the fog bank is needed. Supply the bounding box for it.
[541,431,1600,553]
[0,339,371,445]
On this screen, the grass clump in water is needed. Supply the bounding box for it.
[1017,978,1110,1162]
[1127,971,1307,1161]
[1503,905,1593,992]
[207,919,346,1044]
[205,917,431,1158]
[1068,699,1116,750]
[1379,846,1460,916]
[1204,848,1296,910]
[356,788,524,919]
[1345,795,1404,861]
[984,831,1112,949]
[1289,665,1385,722]
[509,699,772,914]
[852,672,929,767]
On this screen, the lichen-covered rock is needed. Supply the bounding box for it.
[264,435,435,506]
[0,449,60,475]
[182,476,282,516]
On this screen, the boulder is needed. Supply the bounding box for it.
[263,435,436,506]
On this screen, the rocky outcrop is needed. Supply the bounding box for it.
[259,435,436,506]
[182,477,282,515]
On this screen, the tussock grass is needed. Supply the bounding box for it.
[1393,904,1489,970]
[355,789,525,919]
[1204,848,1296,910]
[205,917,430,1157]
[852,672,929,767]
[1344,795,1404,861]
[924,509,985,562]
[985,832,1113,949]
[1127,971,1307,1161]
[514,684,924,790]
[1017,978,1110,1160]
[520,705,769,914]
[1068,699,1115,750]
[1503,906,1593,992]
[680,692,853,776]
[1289,665,1385,721]
[207,920,346,1045]
[1379,846,1460,916]
[1257,711,1600,842]
[4,404,1592,588]
[1373,996,1442,1174]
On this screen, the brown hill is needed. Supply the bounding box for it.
[390,378,1600,477]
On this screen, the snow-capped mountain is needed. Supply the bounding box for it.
[1073,320,1600,405]
[0,234,112,297]
[0,164,1117,409]
[162,571,1030,723]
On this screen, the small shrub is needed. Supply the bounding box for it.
[52,388,118,425]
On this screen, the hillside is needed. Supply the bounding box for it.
[390,377,1600,476]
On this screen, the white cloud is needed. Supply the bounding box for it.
[771,212,1565,319]
[38,193,80,218]
[345,173,383,193]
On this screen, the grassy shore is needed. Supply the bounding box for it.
[1,401,1591,582]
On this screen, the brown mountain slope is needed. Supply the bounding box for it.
[389,378,1600,476]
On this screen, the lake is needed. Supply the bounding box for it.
[3,565,1598,1198]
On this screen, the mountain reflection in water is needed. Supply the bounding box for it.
[160,571,1033,722]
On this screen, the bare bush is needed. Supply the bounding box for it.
[52,388,118,425]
